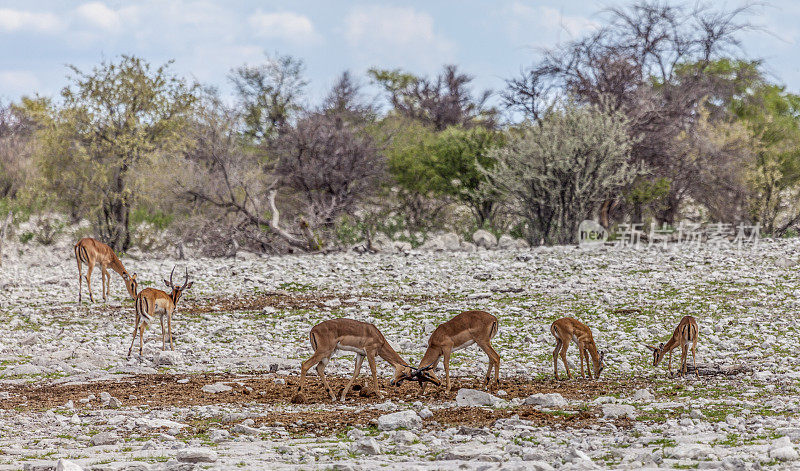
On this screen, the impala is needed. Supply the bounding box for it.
[646,315,699,378]
[551,317,606,380]
[296,318,436,401]
[127,267,193,358]
[400,310,500,394]
[74,237,138,303]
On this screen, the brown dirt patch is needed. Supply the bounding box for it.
[0,373,641,435]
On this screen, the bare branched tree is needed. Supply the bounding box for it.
[370,64,497,130]
[274,75,384,238]
[504,0,755,224]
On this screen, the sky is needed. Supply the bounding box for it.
[0,0,798,109]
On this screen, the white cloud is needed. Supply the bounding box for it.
[505,3,599,44]
[75,2,121,31]
[0,70,40,96]
[0,8,62,33]
[249,11,318,43]
[343,6,454,67]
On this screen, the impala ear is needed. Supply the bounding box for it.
[131,272,137,279]
[184,281,193,290]
[645,345,657,352]
[658,342,664,350]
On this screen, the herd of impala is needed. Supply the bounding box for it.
[73,236,700,402]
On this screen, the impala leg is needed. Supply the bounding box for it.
[341,354,364,401]
[168,311,174,351]
[667,349,673,377]
[160,314,166,351]
[138,324,144,356]
[579,344,586,379]
[299,350,333,398]
[560,342,572,379]
[127,315,139,358]
[692,342,699,378]
[584,348,593,380]
[100,267,109,302]
[76,252,83,303]
[443,347,452,393]
[476,339,500,389]
[681,344,688,378]
[366,350,382,399]
[314,360,336,400]
[553,338,562,380]
[86,262,95,303]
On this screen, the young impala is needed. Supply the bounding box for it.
[646,315,699,378]
[74,237,138,303]
[127,267,193,358]
[399,310,500,394]
[296,318,436,401]
[551,317,606,380]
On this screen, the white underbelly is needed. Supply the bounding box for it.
[336,343,367,356]
[572,334,580,345]
[453,340,475,352]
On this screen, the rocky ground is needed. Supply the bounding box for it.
[1,237,800,470]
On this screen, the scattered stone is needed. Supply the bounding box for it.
[632,388,654,402]
[524,393,567,408]
[350,437,381,455]
[455,388,502,407]
[90,431,119,446]
[473,229,497,249]
[602,404,637,419]
[19,333,39,346]
[55,459,83,471]
[201,382,232,394]
[232,423,261,435]
[377,410,422,431]
[176,448,218,463]
[156,350,182,366]
[419,407,433,419]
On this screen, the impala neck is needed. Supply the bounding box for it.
[378,342,408,369]
[107,253,127,278]
[661,335,680,353]
[586,342,601,368]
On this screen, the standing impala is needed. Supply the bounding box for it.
[551,317,605,380]
[646,315,699,378]
[127,267,193,358]
[296,318,435,401]
[74,237,138,303]
[400,310,500,394]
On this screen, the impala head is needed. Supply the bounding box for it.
[596,350,606,377]
[122,272,138,299]
[163,266,193,303]
[646,343,665,366]
[391,363,441,387]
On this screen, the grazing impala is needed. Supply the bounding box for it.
[74,237,138,303]
[127,267,193,358]
[551,317,606,380]
[400,310,500,394]
[296,318,435,401]
[646,315,699,378]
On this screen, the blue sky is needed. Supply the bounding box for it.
[0,0,798,108]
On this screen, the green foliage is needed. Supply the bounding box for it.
[230,53,307,142]
[130,208,174,231]
[426,126,504,228]
[26,55,197,250]
[487,102,640,245]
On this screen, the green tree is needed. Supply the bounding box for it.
[426,126,504,229]
[487,103,639,245]
[230,53,307,143]
[29,55,196,250]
